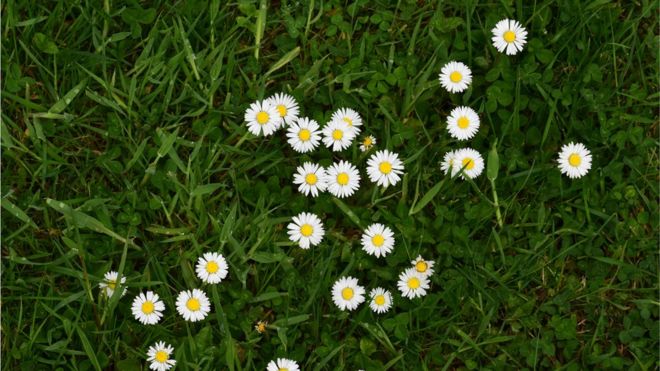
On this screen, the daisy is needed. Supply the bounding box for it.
[266,358,300,371]
[369,287,393,314]
[254,320,268,333]
[268,92,299,127]
[286,117,321,153]
[447,106,480,140]
[361,223,395,258]
[325,160,361,198]
[366,150,404,188]
[411,255,435,277]
[322,119,355,151]
[331,276,366,311]
[131,291,165,325]
[175,289,211,322]
[359,135,376,152]
[440,150,457,176]
[287,212,324,249]
[244,100,282,136]
[292,162,327,197]
[557,142,592,179]
[491,19,528,55]
[439,61,472,93]
[146,341,176,371]
[330,107,363,135]
[452,148,485,179]
[397,268,430,299]
[195,252,229,284]
[99,270,127,298]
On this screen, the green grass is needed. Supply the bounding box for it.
[2,0,658,370]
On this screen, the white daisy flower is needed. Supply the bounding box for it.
[293,162,327,197]
[267,92,299,127]
[99,270,127,298]
[287,212,324,249]
[286,117,321,153]
[397,268,430,299]
[325,160,361,198]
[244,100,282,136]
[322,119,355,152]
[411,255,435,277]
[359,135,376,152]
[452,148,485,179]
[175,289,211,322]
[491,19,528,55]
[361,223,395,258]
[447,106,480,140]
[195,252,229,284]
[331,276,365,311]
[366,150,404,188]
[440,150,457,176]
[131,291,165,325]
[369,287,393,314]
[330,107,363,135]
[146,341,176,371]
[266,358,300,371]
[557,142,592,179]
[439,61,472,93]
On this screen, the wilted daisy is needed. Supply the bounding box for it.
[175,289,211,322]
[287,212,324,249]
[360,135,376,152]
[254,320,268,333]
[322,119,355,151]
[439,61,472,93]
[366,150,404,188]
[268,92,299,127]
[361,223,395,258]
[397,268,430,299]
[131,291,165,325]
[244,100,281,136]
[447,106,480,140]
[331,276,365,311]
[293,162,327,197]
[331,108,363,135]
[411,255,435,277]
[195,252,228,284]
[440,150,457,176]
[267,358,300,371]
[325,160,361,198]
[286,117,321,153]
[99,270,127,298]
[369,287,393,314]
[557,142,592,179]
[146,341,176,371]
[491,19,528,55]
[452,148,484,179]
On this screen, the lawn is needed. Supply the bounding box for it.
[1,0,658,370]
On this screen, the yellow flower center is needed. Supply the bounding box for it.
[206,261,219,273]
[300,224,313,237]
[408,277,420,289]
[107,280,116,290]
[336,173,349,185]
[276,104,287,117]
[343,117,353,126]
[332,129,343,140]
[379,161,392,174]
[450,71,462,83]
[457,116,469,129]
[341,287,354,300]
[141,301,155,314]
[462,157,475,170]
[374,295,385,306]
[256,321,267,333]
[186,298,201,311]
[371,234,385,247]
[155,350,168,363]
[279,368,289,371]
[256,111,269,124]
[568,153,581,167]
[503,30,516,43]
[416,261,428,273]
[363,137,373,147]
[305,173,317,185]
[298,128,311,141]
